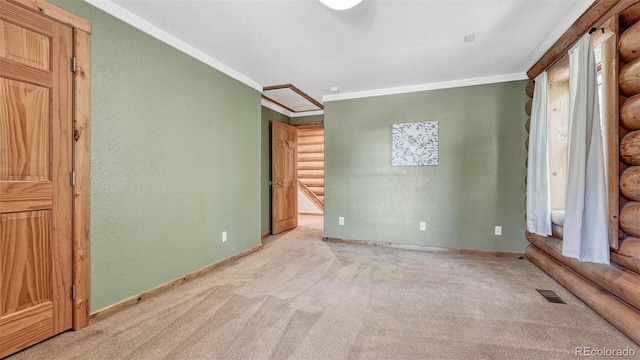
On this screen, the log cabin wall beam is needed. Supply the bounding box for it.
[526,231,640,311]
[612,237,640,273]
[527,0,639,80]
[619,7,640,260]
[524,1,640,345]
[295,124,325,208]
[526,245,640,345]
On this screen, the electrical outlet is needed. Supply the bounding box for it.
[494,226,502,236]
[222,231,227,242]
[419,222,426,231]
[339,217,344,225]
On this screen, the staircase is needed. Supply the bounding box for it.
[296,124,324,211]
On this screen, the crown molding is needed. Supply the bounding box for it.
[291,110,324,118]
[83,0,262,92]
[261,98,292,117]
[261,98,325,118]
[322,73,528,102]
[79,1,529,108]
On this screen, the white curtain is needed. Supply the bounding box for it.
[562,34,610,265]
[526,72,551,236]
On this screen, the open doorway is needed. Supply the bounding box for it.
[295,122,325,215]
[266,119,324,241]
[295,122,325,234]
[261,84,325,238]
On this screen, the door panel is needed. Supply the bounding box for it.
[1,211,53,315]
[0,302,53,355]
[272,122,298,234]
[0,79,50,181]
[0,19,50,70]
[0,1,73,357]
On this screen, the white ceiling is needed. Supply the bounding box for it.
[92,0,595,107]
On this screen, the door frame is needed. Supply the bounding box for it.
[6,0,92,330]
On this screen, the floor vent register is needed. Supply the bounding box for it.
[536,289,567,304]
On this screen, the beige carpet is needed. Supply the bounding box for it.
[8,215,638,360]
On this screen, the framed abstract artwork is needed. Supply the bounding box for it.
[392,121,438,166]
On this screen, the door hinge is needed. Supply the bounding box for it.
[72,284,77,300]
[71,171,76,186]
[72,57,77,73]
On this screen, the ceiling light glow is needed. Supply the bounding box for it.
[319,0,363,11]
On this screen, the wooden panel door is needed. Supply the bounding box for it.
[0,2,74,357]
[272,122,298,234]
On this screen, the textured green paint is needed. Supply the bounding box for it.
[50,0,261,311]
[290,114,324,125]
[324,81,529,252]
[261,107,290,234]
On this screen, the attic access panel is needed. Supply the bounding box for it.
[263,84,323,113]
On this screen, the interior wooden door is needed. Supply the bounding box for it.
[0,2,74,357]
[272,122,298,234]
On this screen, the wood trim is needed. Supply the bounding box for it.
[71,28,91,330]
[7,0,92,33]
[602,21,620,250]
[263,84,296,91]
[323,237,524,259]
[89,244,263,323]
[0,58,53,86]
[293,122,324,129]
[527,0,639,79]
[298,180,324,212]
[2,0,91,330]
[261,231,270,239]
[526,244,640,345]
[263,83,324,111]
[298,212,323,216]
[7,0,92,332]
[526,231,640,312]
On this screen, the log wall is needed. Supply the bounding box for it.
[619,3,640,271]
[525,0,640,344]
[296,124,325,210]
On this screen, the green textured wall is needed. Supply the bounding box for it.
[324,81,529,252]
[50,0,261,311]
[290,114,324,125]
[261,107,290,234]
